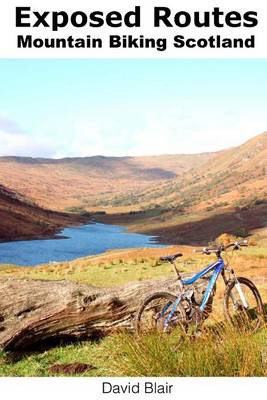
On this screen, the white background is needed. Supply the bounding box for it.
[0,0,266,57]
[1,377,267,400]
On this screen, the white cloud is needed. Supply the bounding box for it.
[0,111,266,158]
[0,130,59,158]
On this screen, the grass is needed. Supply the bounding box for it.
[0,336,123,377]
[1,246,266,292]
[0,337,116,377]
[239,246,267,259]
[0,258,176,287]
[0,325,267,377]
[0,247,193,286]
[108,326,267,377]
[0,245,267,377]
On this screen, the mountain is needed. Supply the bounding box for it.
[0,184,85,242]
[0,153,214,211]
[0,131,266,245]
[102,131,267,210]
[94,131,267,244]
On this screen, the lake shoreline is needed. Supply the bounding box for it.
[0,217,92,244]
[0,222,167,266]
[0,215,165,247]
[93,213,175,245]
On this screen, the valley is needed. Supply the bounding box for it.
[0,131,267,245]
[95,131,267,244]
[0,130,267,377]
[0,152,214,211]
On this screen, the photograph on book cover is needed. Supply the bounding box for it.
[0,0,267,383]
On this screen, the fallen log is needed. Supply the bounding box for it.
[0,276,207,351]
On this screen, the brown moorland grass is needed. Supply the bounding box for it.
[108,325,267,377]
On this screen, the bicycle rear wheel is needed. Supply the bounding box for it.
[135,291,187,335]
[224,277,265,332]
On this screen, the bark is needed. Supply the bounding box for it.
[0,276,206,351]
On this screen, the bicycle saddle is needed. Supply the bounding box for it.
[160,253,183,262]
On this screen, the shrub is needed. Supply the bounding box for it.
[215,233,238,245]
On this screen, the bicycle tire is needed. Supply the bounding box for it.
[224,276,265,332]
[135,291,187,335]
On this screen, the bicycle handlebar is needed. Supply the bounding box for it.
[194,240,248,255]
[225,240,248,250]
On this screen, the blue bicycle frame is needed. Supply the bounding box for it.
[163,257,225,328]
[182,258,225,311]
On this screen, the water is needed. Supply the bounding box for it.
[0,223,166,266]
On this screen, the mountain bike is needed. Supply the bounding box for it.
[135,240,265,335]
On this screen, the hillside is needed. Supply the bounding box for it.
[0,131,266,244]
[95,131,267,211]
[95,131,267,244]
[0,153,214,211]
[0,184,86,242]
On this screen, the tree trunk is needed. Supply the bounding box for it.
[0,276,206,351]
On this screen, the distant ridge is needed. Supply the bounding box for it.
[0,151,214,210]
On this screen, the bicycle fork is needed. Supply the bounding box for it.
[223,269,249,309]
[234,280,249,308]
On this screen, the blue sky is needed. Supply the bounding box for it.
[0,59,266,158]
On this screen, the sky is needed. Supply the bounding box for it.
[0,59,266,158]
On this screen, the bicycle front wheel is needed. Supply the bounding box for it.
[135,291,187,335]
[224,277,264,332]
